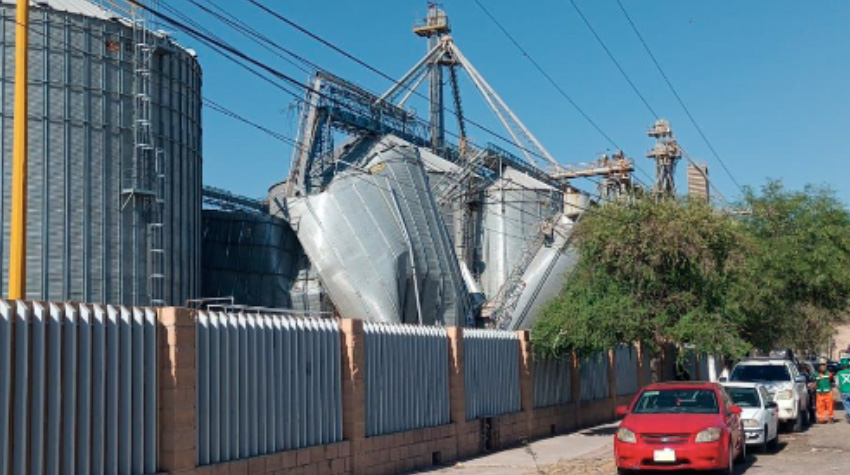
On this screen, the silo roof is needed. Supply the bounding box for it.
[1,0,115,20]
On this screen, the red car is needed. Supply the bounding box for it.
[614,381,745,474]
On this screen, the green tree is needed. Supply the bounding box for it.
[533,198,750,381]
[737,181,850,354]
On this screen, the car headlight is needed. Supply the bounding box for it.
[743,419,760,428]
[695,427,722,443]
[617,427,637,444]
[776,389,793,400]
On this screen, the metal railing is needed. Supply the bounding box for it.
[195,312,342,466]
[363,323,450,437]
[463,329,521,420]
[0,300,157,475]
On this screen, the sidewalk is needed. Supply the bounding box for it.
[418,422,618,475]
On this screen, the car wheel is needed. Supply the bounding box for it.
[736,437,747,462]
[792,410,804,432]
[768,430,779,450]
[723,441,735,475]
[616,469,632,475]
[761,425,770,453]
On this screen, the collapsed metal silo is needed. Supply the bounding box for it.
[476,166,561,299]
[0,0,202,305]
[286,135,472,326]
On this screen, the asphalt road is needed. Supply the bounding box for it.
[422,408,850,474]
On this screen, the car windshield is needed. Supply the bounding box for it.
[726,387,760,408]
[633,389,719,414]
[730,364,790,383]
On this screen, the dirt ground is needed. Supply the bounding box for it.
[535,411,850,475]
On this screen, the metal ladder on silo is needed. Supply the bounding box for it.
[127,4,166,306]
[148,148,167,307]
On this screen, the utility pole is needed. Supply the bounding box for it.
[8,0,29,299]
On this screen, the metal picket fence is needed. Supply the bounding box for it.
[533,356,572,408]
[0,300,157,475]
[579,351,610,402]
[195,312,342,466]
[614,345,639,396]
[363,323,450,437]
[463,329,520,420]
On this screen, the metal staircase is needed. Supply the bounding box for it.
[486,213,562,329]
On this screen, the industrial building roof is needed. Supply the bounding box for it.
[1,0,114,19]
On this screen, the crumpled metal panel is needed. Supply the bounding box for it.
[504,214,578,330]
[477,168,561,298]
[533,355,572,408]
[580,351,610,402]
[615,344,639,396]
[287,136,471,326]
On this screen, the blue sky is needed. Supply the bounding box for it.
[170,0,850,204]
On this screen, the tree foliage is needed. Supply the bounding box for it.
[532,181,850,362]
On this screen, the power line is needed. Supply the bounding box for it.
[472,0,652,188]
[239,0,623,185]
[472,0,621,150]
[567,0,658,119]
[614,0,744,195]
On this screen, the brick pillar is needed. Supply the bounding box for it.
[158,307,197,474]
[571,351,582,427]
[339,319,366,472]
[447,327,474,457]
[516,330,534,438]
[608,349,617,417]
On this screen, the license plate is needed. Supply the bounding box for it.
[653,448,676,462]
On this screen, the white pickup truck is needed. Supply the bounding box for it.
[725,358,810,432]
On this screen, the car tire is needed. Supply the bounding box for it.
[736,437,747,462]
[768,430,779,450]
[722,441,735,475]
[792,409,804,432]
[761,425,770,453]
[616,469,632,475]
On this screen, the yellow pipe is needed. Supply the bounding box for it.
[8,0,28,300]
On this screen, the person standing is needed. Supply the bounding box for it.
[837,359,850,423]
[815,361,835,423]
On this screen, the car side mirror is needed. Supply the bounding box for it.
[616,405,630,417]
[765,401,778,409]
[729,405,743,415]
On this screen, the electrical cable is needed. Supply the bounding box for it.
[240,0,629,186]
[472,0,652,187]
[614,0,744,195]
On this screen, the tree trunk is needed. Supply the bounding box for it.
[650,346,665,383]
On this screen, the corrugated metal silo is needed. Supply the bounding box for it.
[476,166,561,298]
[0,0,202,305]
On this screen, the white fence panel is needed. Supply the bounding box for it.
[196,313,343,466]
[363,323,450,437]
[533,356,572,408]
[580,351,610,402]
[615,345,639,396]
[463,329,520,420]
[0,300,157,475]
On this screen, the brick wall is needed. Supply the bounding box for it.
[156,309,642,475]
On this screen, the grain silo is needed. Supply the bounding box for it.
[0,0,202,305]
[476,166,561,298]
